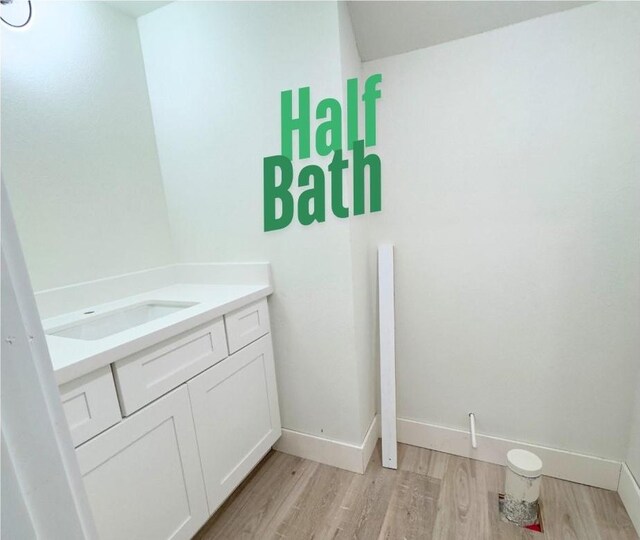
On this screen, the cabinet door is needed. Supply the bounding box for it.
[75,386,208,540]
[188,334,281,515]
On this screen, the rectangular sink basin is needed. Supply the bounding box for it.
[48,301,199,341]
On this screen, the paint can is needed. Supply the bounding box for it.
[503,449,543,526]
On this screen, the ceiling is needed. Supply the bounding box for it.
[103,1,172,19]
[101,1,591,61]
[347,1,592,61]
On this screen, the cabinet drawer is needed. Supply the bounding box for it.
[59,365,121,447]
[113,319,228,416]
[224,298,270,353]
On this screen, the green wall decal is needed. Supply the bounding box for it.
[264,74,382,232]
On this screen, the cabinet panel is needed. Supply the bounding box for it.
[113,319,228,415]
[59,365,121,447]
[224,299,270,353]
[188,334,281,514]
[75,386,208,540]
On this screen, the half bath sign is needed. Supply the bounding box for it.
[263,75,383,231]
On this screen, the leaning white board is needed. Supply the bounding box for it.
[378,245,397,469]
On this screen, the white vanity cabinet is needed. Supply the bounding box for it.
[57,295,281,539]
[188,333,281,514]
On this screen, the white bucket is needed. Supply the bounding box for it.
[503,449,543,526]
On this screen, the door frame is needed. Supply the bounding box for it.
[1,179,97,539]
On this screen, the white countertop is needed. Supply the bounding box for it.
[45,283,272,385]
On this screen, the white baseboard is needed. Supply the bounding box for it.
[275,415,380,474]
[618,463,640,534]
[397,418,621,491]
[361,415,380,472]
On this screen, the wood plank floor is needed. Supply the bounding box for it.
[194,442,638,540]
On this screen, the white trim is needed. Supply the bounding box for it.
[397,417,621,490]
[275,415,380,474]
[1,180,98,538]
[378,245,397,469]
[618,464,640,534]
[361,415,381,473]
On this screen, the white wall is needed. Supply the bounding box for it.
[363,2,640,460]
[138,1,375,444]
[3,0,637,465]
[1,1,174,292]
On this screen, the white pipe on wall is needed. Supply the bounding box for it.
[469,412,478,449]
